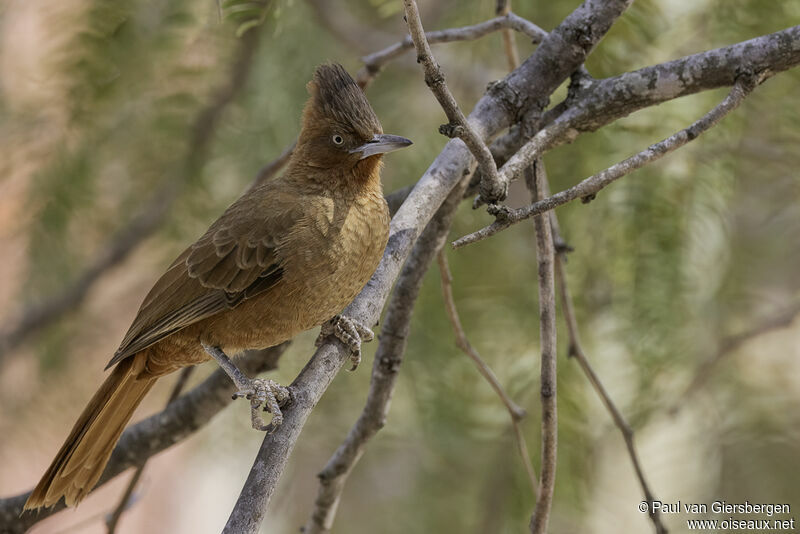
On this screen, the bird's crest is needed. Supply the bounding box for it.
[307,63,382,138]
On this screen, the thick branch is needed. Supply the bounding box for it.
[303,171,471,534]
[0,344,287,533]
[527,165,558,534]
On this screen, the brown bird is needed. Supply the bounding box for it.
[24,63,411,510]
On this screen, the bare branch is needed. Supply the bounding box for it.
[105,367,195,534]
[453,74,764,249]
[555,250,668,533]
[357,12,545,88]
[526,164,558,534]
[437,252,524,419]
[0,29,263,363]
[402,0,505,203]
[0,344,287,533]
[496,0,520,70]
[304,171,471,534]
[436,250,538,498]
[532,159,668,534]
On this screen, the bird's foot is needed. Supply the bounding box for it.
[316,314,374,371]
[232,378,291,432]
[202,343,291,432]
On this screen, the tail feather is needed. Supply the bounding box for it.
[25,354,156,509]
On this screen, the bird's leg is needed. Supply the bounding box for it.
[201,343,290,432]
[315,314,375,371]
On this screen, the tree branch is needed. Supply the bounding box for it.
[0,344,287,533]
[555,248,668,533]
[496,0,521,71]
[533,160,668,534]
[357,12,545,88]
[436,250,538,498]
[453,73,766,249]
[402,0,505,203]
[526,164,558,534]
[249,141,296,191]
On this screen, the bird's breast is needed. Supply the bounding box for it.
[284,189,389,315]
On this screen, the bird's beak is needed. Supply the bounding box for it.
[352,134,413,159]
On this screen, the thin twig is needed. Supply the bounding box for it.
[531,159,668,534]
[0,344,287,533]
[453,73,765,249]
[496,0,520,70]
[105,367,195,534]
[402,0,506,204]
[671,302,800,415]
[0,29,264,363]
[303,171,472,534]
[436,250,538,498]
[555,251,668,534]
[357,12,545,88]
[526,164,557,534]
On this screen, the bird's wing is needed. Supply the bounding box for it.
[107,186,303,368]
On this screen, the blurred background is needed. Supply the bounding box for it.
[1,0,799,532]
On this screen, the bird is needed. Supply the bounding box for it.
[24,63,412,510]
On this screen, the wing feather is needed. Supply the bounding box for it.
[107,184,303,368]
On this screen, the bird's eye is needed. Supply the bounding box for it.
[332,135,344,146]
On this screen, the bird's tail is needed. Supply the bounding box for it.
[24,354,156,509]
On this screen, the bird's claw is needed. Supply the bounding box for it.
[232,378,290,432]
[316,314,374,371]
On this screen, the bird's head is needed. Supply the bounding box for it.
[297,63,412,171]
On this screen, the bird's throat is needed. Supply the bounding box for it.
[352,155,384,188]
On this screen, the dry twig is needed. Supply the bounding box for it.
[526,165,558,534]
[250,141,296,190]
[357,12,545,89]
[436,250,539,498]
[402,0,506,204]
[496,0,520,70]
[453,73,766,249]
[531,159,668,534]
[554,250,668,534]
